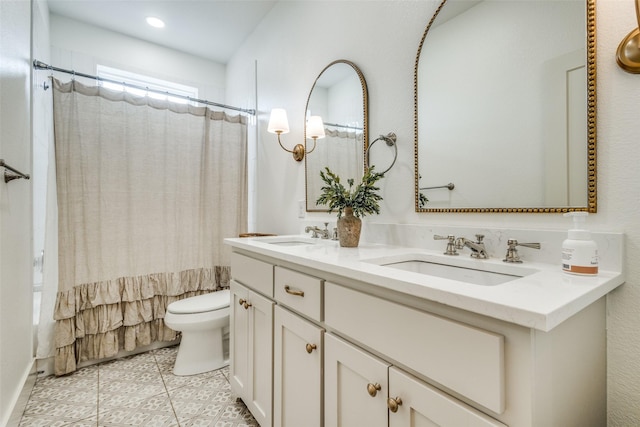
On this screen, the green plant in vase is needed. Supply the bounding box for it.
[316,166,384,247]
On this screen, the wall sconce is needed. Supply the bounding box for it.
[617,0,640,73]
[268,108,325,162]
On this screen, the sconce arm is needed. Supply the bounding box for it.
[275,132,306,162]
[276,131,294,154]
[306,137,317,155]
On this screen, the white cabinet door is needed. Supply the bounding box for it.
[230,280,250,397]
[388,367,507,427]
[324,333,389,427]
[274,306,324,427]
[230,280,274,427]
[247,289,274,427]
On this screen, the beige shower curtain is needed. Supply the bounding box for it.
[52,79,248,375]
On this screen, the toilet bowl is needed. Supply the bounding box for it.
[164,289,230,376]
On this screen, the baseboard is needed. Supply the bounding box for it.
[3,358,37,427]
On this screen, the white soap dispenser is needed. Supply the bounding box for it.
[562,212,598,276]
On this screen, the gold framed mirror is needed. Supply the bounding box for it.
[305,60,368,212]
[414,0,596,213]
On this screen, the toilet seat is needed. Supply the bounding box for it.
[168,289,230,314]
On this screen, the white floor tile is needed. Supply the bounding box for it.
[18,346,257,427]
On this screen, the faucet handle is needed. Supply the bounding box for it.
[503,239,541,263]
[475,234,485,243]
[517,242,541,249]
[321,223,330,239]
[434,234,458,256]
[506,239,541,249]
[305,226,319,238]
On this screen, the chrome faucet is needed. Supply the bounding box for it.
[305,223,330,239]
[456,234,488,259]
[503,239,541,263]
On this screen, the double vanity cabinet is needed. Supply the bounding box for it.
[226,235,624,427]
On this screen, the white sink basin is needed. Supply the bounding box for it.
[382,260,520,286]
[258,236,320,246]
[364,253,537,286]
[268,241,316,247]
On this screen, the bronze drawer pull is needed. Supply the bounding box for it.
[284,285,304,297]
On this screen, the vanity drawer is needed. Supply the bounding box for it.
[230,252,274,297]
[324,282,504,414]
[274,266,323,322]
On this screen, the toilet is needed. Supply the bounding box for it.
[164,289,230,376]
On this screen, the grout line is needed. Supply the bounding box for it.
[15,371,39,427]
[153,348,182,427]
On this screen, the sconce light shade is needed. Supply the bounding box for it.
[268,108,290,134]
[306,116,326,140]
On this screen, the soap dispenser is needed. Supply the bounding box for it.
[562,212,598,276]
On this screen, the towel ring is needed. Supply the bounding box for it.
[366,132,397,175]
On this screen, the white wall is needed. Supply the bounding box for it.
[0,0,34,424]
[48,14,227,103]
[227,1,434,233]
[226,0,640,424]
[32,0,51,291]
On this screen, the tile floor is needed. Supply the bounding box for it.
[18,346,259,427]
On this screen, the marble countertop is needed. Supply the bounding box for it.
[224,235,625,332]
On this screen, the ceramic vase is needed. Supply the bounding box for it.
[337,207,362,247]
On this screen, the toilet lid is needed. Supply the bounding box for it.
[167,289,230,314]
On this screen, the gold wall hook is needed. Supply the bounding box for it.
[617,0,640,73]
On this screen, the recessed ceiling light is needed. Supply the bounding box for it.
[146,17,165,29]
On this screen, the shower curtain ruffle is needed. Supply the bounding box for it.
[53,266,229,375]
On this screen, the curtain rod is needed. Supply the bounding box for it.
[324,122,363,131]
[33,60,256,115]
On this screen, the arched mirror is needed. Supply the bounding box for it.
[305,60,368,211]
[415,0,596,213]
